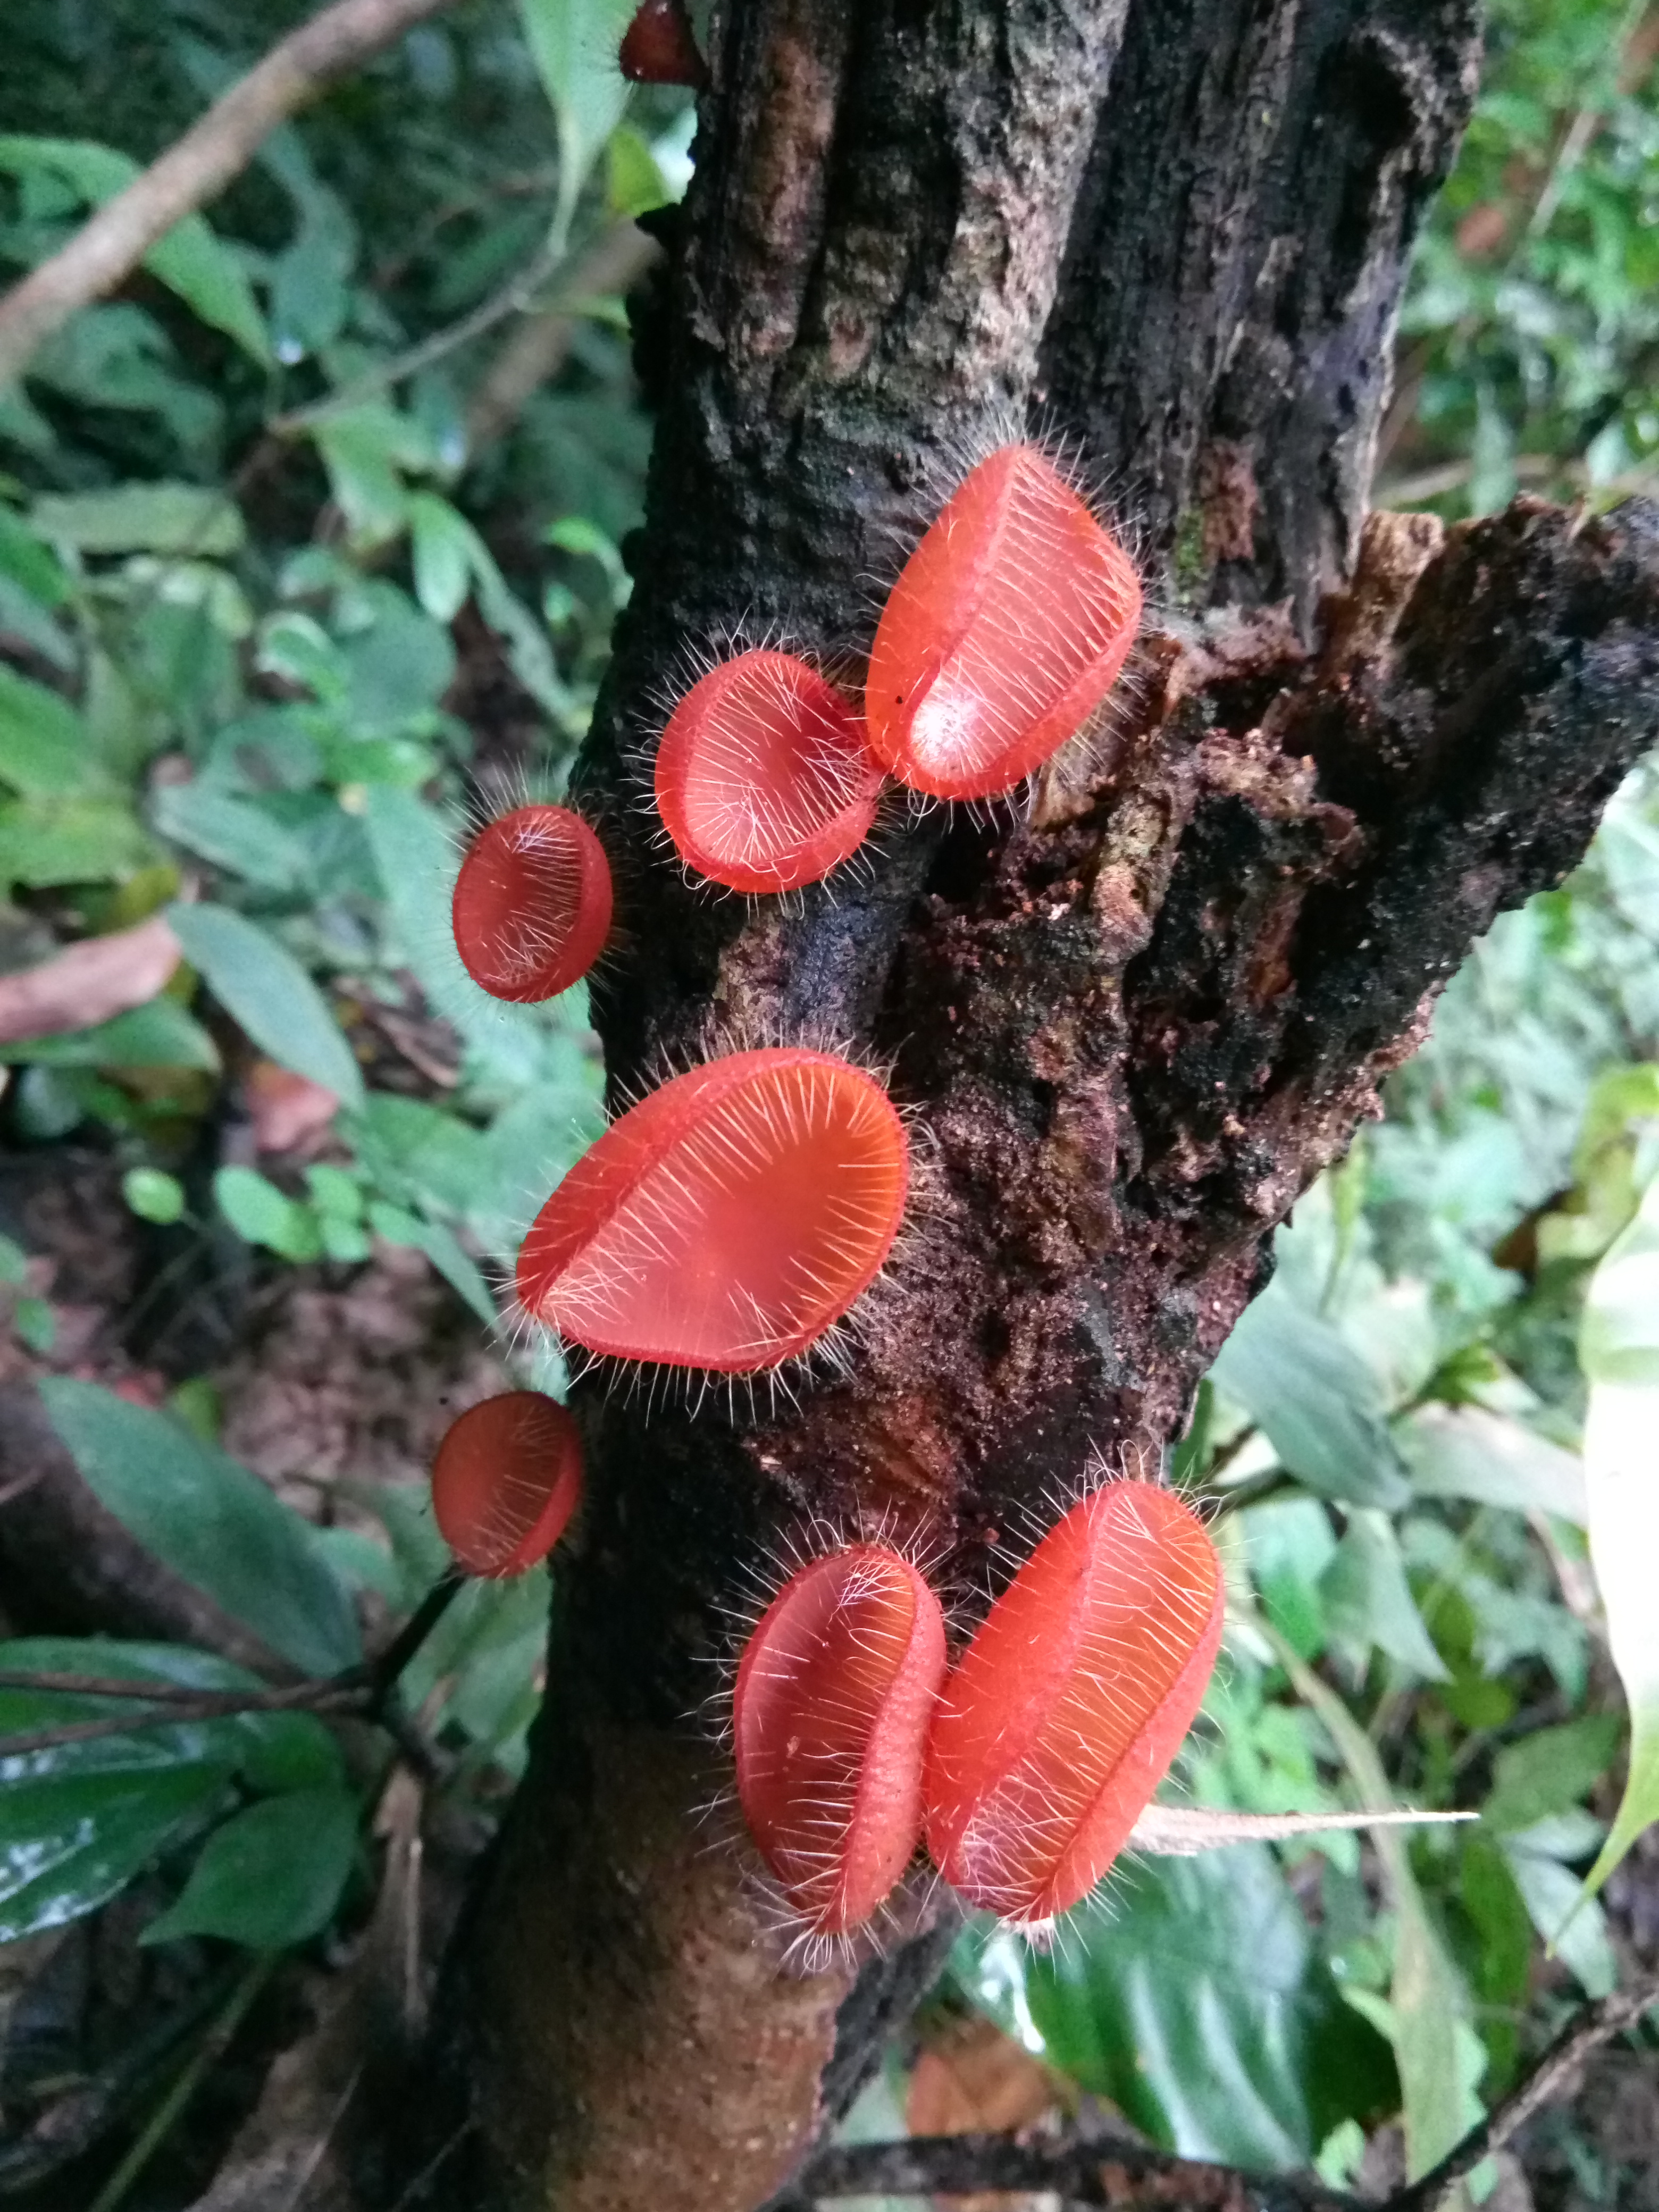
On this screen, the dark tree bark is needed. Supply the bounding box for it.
[391,5,1659,2210]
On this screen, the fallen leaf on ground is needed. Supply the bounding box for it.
[0,916,181,1044]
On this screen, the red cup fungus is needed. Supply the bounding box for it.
[451,802,613,1004]
[655,650,884,894]
[924,1478,1222,1927]
[734,1543,948,1941]
[430,1390,584,1579]
[866,441,1143,801]
[515,1046,908,1373]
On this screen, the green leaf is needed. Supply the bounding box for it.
[1401,1405,1587,1527]
[166,903,363,1109]
[0,137,269,363]
[0,996,219,1071]
[1576,1176,1659,1901]
[606,123,673,220]
[1211,1287,1409,1507]
[0,795,153,887]
[141,1787,358,1951]
[517,0,636,236]
[122,1167,186,1224]
[1482,1716,1622,1834]
[0,663,91,795]
[1501,1836,1618,1998]
[367,1201,496,1325]
[408,491,476,622]
[31,482,245,557]
[0,1767,224,1944]
[0,505,69,606]
[1320,1510,1451,1681]
[214,1166,325,1263]
[37,1378,359,1676]
[153,783,308,891]
[0,1639,342,1797]
[1269,1628,1478,2181]
[959,1850,1395,2169]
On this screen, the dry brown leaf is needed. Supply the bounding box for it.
[0,916,180,1044]
[245,1059,339,1154]
[907,2013,1061,2209]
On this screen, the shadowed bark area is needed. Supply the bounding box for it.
[397,5,1659,2210]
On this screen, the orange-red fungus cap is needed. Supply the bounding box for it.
[656,650,884,894]
[452,803,613,1003]
[430,1390,583,1579]
[735,1543,948,1938]
[867,442,1143,801]
[516,1047,908,1373]
[924,1479,1222,1926]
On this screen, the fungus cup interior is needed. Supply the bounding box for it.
[655,650,883,894]
[867,442,1143,801]
[925,1479,1222,1925]
[734,1543,947,1936]
[451,802,613,1003]
[516,1047,909,1373]
[431,1390,584,1579]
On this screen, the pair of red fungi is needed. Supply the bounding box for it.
[740,1478,1223,1940]
[429,1398,1222,1947]
[451,442,1142,996]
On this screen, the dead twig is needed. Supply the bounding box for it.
[0,0,464,388]
[1388,1971,1659,2212]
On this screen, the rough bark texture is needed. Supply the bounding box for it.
[396,4,1659,2210]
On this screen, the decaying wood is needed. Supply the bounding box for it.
[382,5,1659,2211]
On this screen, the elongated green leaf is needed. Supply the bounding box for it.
[0,996,219,1071]
[0,1639,343,1797]
[1402,1404,1588,1526]
[1269,1628,1478,2181]
[1482,1716,1622,1834]
[1211,1287,1409,1507]
[368,1201,496,1325]
[1320,1509,1451,1681]
[142,1786,358,1950]
[1574,1175,1659,1903]
[0,136,269,363]
[32,482,244,557]
[517,0,636,236]
[167,902,363,1108]
[153,784,310,891]
[38,1378,359,1676]
[0,1767,225,1943]
[0,663,91,795]
[956,1852,1394,2169]
[0,795,153,887]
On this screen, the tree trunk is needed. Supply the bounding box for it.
[396,4,1659,2208]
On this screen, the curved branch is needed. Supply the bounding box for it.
[0,0,464,389]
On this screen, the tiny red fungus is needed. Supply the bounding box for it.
[734,1543,948,1941]
[655,650,884,894]
[924,1478,1222,1928]
[866,441,1143,801]
[516,1046,908,1372]
[430,1390,583,1579]
[451,802,613,1003]
[618,0,707,86]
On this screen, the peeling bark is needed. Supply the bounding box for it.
[388,4,1659,2209]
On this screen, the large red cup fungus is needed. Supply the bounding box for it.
[924,1478,1223,1927]
[430,1390,584,1579]
[516,1047,908,1373]
[655,650,884,894]
[866,442,1143,801]
[451,802,613,1003]
[734,1543,947,1940]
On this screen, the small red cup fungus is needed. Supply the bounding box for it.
[734,1543,948,1941]
[430,1390,584,1579]
[924,1478,1222,1928]
[866,442,1143,801]
[655,650,884,894]
[516,1046,908,1373]
[618,0,706,86]
[451,802,613,1003]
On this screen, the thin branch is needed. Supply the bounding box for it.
[0,1680,367,1756]
[1388,1971,1659,2212]
[793,2127,1355,2209]
[0,0,465,389]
